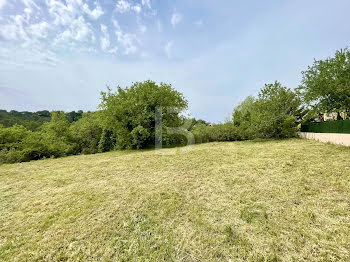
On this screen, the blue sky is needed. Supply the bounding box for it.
[1,0,350,122]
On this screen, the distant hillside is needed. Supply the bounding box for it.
[0,110,84,130]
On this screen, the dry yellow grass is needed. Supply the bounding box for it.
[0,139,349,261]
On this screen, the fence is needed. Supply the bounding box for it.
[301,120,350,134]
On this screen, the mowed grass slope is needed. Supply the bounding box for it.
[0,139,349,261]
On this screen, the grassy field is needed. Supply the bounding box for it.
[0,139,349,261]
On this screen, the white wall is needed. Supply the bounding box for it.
[299,132,350,147]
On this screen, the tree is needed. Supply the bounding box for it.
[0,109,51,130]
[233,96,255,139]
[41,111,70,137]
[253,82,301,138]
[0,125,30,163]
[0,111,105,164]
[98,128,115,153]
[39,111,75,157]
[99,80,188,149]
[70,112,103,154]
[297,48,350,119]
[0,125,49,163]
[66,110,84,122]
[233,82,301,139]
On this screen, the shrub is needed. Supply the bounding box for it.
[0,113,77,164]
[98,129,115,153]
[210,123,241,141]
[192,124,212,144]
[233,82,302,139]
[70,112,103,154]
[192,122,241,144]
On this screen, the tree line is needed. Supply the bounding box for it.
[0,110,84,130]
[1,47,350,164]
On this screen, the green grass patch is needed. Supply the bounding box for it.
[0,139,349,261]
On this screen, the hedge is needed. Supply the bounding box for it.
[301,120,350,134]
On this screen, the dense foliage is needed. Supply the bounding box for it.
[1,112,70,163]
[0,81,190,164]
[1,47,349,164]
[233,82,302,139]
[191,82,302,144]
[0,109,83,130]
[99,80,188,149]
[191,122,240,143]
[297,48,350,120]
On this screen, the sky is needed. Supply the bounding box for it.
[1,0,350,122]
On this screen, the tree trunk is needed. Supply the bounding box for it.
[319,113,325,122]
[336,112,343,121]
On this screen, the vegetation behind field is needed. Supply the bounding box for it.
[1,47,350,164]
[0,80,303,164]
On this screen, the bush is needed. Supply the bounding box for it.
[192,124,211,144]
[0,148,26,164]
[210,123,241,141]
[98,129,115,153]
[0,125,30,164]
[0,112,77,164]
[131,125,150,149]
[70,112,103,154]
[233,82,301,139]
[0,80,305,165]
[192,122,241,144]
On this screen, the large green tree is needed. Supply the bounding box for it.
[298,48,350,119]
[99,80,188,149]
[233,82,301,139]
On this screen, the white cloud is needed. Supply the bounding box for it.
[113,19,139,55]
[100,24,118,54]
[46,0,77,26]
[164,41,173,58]
[100,24,110,51]
[0,0,152,61]
[45,0,98,47]
[0,0,98,57]
[133,4,141,14]
[112,19,121,32]
[116,0,131,13]
[0,24,19,40]
[22,0,40,10]
[28,21,50,39]
[141,0,151,9]
[54,16,94,44]
[116,0,143,14]
[108,46,118,54]
[83,1,104,20]
[141,0,156,16]
[0,13,50,51]
[171,12,182,28]
[0,0,7,10]
[46,0,103,26]
[23,7,33,21]
[0,15,28,41]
